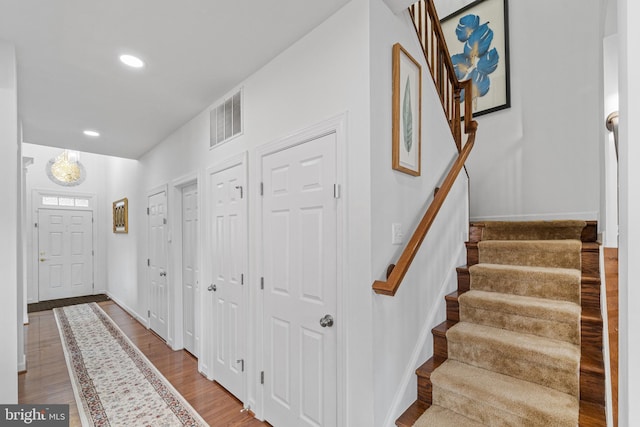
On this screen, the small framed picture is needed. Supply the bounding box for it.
[392,43,422,176]
[441,0,510,117]
[113,198,128,233]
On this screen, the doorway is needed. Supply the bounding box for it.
[182,183,199,356]
[207,154,248,401]
[260,132,339,427]
[148,188,168,341]
[38,208,93,301]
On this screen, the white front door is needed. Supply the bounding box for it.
[262,133,338,427]
[38,209,93,301]
[182,183,199,356]
[208,160,247,400]
[148,190,168,341]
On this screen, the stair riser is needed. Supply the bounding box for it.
[417,378,432,404]
[446,297,460,322]
[460,305,579,345]
[432,385,575,426]
[466,243,599,276]
[469,221,598,243]
[433,333,448,364]
[447,340,579,396]
[456,267,470,292]
[461,266,581,303]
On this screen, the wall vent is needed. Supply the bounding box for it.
[210,88,243,148]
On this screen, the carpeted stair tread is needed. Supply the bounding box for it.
[478,240,582,270]
[413,404,484,427]
[431,360,579,426]
[469,263,581,303]
[459,290,581,344]
[482,220,586,241]
[446,322,580,395]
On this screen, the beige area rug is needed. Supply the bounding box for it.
[54,303,209,427]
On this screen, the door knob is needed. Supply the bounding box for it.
[208,284,217,292]
[319,314,334,328]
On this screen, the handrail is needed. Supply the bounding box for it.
[372,0,478,296]
[372,127,476,296]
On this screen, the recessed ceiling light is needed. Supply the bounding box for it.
[83,130,100,137]
[119,54,145,68]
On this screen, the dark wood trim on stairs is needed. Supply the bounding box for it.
[396,223,607,427]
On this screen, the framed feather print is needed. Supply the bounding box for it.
[392,43,422,176]
[441,0,510,117]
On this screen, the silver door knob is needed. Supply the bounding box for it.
[208,284,217,292]
[319,314,334,328]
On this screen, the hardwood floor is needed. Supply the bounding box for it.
[604,247,618,427]
[19,301,269,427]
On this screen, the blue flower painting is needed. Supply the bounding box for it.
[450,13,499,107]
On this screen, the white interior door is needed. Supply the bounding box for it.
[38,209,93,301]
[148,190,168,341]
[182,183,199,356]
[262,133,338,427]
[208,161,247,401]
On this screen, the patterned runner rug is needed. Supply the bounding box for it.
[54,303,209,427]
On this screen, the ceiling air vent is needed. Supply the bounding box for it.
[210,88,243,148]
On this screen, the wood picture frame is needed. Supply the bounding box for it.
[113,197,128,233]
[392,43,422,176]
[440,0,510,117]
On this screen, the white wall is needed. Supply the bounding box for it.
[22,143,112,302]
[103,155,142,319]
[435,0,602,222]
[369,2,470,425]
[0,40,18,403]
[617,0,639,424]
[107,1,375,424]
[602,34,619,247]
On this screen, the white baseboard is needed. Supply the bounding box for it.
[18,354,26,373]
[470,211,598,222]
[382,244,466,427]
[106,292,149,328]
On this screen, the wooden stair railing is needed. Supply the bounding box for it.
[373,0,478,296]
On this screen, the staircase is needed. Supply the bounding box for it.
[396,220,607,426]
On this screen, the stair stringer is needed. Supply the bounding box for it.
[382,242,466,427]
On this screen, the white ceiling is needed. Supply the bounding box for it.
[0,0,351,159]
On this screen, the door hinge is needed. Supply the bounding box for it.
[147,310,150,317]
[260,277,264,290]
[260,371,264,384]
[241,273,244,285]
[147,259,150,267]
[260,182,263,196]
[147,207,150,215]
[92,250,94,256]
[34,223,38,228]
[163,218,167,225]
[334,184,341,199]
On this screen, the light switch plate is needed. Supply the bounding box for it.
[392,223,403,245]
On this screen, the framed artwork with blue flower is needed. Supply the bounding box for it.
[441,0,510,117]
[392,43,422,176]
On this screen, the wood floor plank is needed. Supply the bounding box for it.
[604,247,618,427]
[19,301,269,427]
